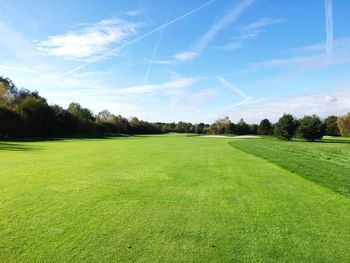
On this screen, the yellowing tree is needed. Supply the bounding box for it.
[337,113,350,137]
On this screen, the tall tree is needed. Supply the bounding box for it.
[323,115,340,136]
[67,102,95,132]
[337,113,350,137]
[235,118,250,135]
[274,114,298,140]
[258,119,272,135]
[298,115,325,141]
[0,105,21,138]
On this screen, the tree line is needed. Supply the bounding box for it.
[206,113,350,141]
[1,76,349,140]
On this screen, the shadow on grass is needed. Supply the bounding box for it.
[0,142,42,152]
[0,132,168,144]
[291,137,350,144]
[0,133,132,142]
[320,138,350,144]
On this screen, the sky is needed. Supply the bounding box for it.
[0,0,349,123]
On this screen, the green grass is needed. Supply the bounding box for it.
[1,134,350,262]
[230,136,350,197]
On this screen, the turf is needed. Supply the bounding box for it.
[229,136,350,197]
[1,134,350,262]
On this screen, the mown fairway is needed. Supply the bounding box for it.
[1,134,350,262]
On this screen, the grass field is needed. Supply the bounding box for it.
[1,134,350,262]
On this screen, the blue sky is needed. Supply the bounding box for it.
[0,0,349,123]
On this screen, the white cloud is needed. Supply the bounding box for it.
[56,0,215,79]
[173,52,198,61]
[37,19,140,59]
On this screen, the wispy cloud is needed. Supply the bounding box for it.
[297,37,350,53]
[252,53,350,71]
[325,0,333,57]
[0,22,34,57]
[126,9,145,17]
[56,0,216,80]
[219,17,284,50]
[194,0,254,53]
[173,52,198,62]
[226,89,350,123]
[114,77,200,95]
[37,19,140,60]
[0,64,37,74]
[174,0,255,61]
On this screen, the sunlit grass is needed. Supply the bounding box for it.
[1,134,350,262]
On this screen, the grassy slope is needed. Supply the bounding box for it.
[230,136,350,197]
[0,134,350,262]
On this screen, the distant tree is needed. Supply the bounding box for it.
[298,115,325,141]
[0,105,21,138]
[50,104,76,135]
[258,119,273,135]
[95,110,114,132]
[235,118,250,135]
[323,115,340,136]
[194,123,205,134]
[161,122,176,132]
[0,76,18,105]
[337,113,350,137]
[67,102,95,132]
[96,110,113,123]
[129,117,143,133]
[207,116,231,134]
[17,95,54,136]
[109,115,130,133]
[227,122,236,134]
[176,121,192,133]
[249,124,258,135]
[274,114,298,140]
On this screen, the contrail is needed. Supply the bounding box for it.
[325,0,333,57]
[56,0,216,80]
[143,22,166,83]
[217,76,250,100]
[194,0,255,53]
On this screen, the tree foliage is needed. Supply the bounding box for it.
[337,113,350,137]
[274,114,298,140]
[235,118,250,135]
[298,115,325,141]
[207,117,231,134]
[258,119,272,135]
[323,115,340,136]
